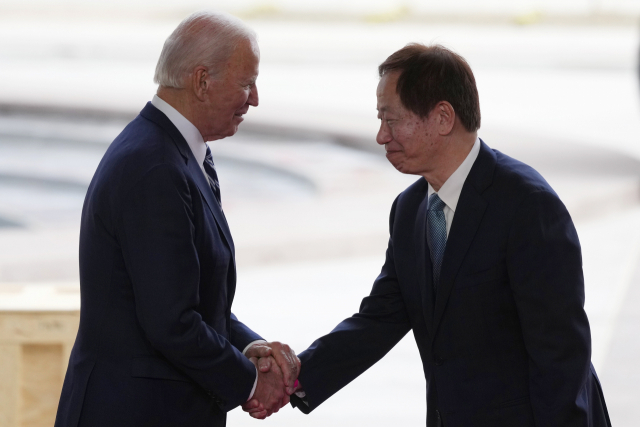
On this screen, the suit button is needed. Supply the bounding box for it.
[434,356,444,366]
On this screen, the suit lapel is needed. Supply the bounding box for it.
[186,159,238,310]
[140,102,236,257]
[186,158,236,256]
[432,141,496,338]
[414,188,435,338]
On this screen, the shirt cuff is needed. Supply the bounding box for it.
[242,339,267,355]
[247,365,259,401]
[243,340,267,401]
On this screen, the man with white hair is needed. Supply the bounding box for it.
[55,11,298,426]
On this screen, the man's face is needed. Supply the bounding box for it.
[376,71,441,176]
[202,38,260,141]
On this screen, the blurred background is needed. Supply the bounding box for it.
[1,0,639,426]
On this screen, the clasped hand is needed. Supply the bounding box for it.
[242,341,301,419]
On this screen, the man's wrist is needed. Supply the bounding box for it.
[243,340,267,401]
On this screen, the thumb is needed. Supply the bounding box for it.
[258,356,272,373]
[249,356,259,368]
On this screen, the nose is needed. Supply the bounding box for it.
[376,120,392,146]
[248,84,259,107]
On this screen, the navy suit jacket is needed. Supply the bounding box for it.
[292,141,611,427]
[55,103,262,427]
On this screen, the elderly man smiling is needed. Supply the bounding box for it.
[55,11,299,427]
[286,44,611,427]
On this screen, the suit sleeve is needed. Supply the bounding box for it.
[229,312,264,351]
[119,163,256,412]
[507,189,592,426]
[292,196,412,413]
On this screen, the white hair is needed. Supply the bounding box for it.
[154,11,256,88]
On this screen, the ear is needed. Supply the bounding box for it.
[191,66,210,102]
[436,101,456,136]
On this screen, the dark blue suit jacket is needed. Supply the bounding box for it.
[55,103,262,427]
[292,141,611,426]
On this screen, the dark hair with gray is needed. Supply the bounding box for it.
[378,44,481,132]
[154,11,256,89]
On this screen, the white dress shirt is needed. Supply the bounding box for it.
[295,138,482,406]
[151,95,262,401]
[151,95,209,177]
[427,137,481,236]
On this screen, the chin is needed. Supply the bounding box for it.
[386,156,405,172]
[228,125,239,136]
[204,126,238,142]
[391,162,416,175]
[222,123,239,137]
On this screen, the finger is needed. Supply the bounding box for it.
[250,410,268,419]
[268,356,283,379]
[242,401,265,415]
[282,345,299,388]
[246,406,265,414]
[257,356,272,373]
[241,399,260,412]
[245,403,265,413]
[245,343,272,359]
[269,342,298,392]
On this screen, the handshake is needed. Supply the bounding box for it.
[242,341,302,419]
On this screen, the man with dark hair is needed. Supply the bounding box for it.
[281,44,611,426]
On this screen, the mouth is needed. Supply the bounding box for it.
[385,150,403,162]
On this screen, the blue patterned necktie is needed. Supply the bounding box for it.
[427,193,447,289]
[203,146,221,206]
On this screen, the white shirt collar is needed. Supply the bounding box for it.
[151,95,208,171]
[428,137,481,212]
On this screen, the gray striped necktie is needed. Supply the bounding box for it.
[203,146,221,205]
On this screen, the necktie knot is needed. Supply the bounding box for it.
[204,146,214,166]
[428,193,446,212]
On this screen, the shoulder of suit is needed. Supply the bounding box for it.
[102,114,188,183]
[389,177,429,216]
[492,149,555,196]
[400,176,428,198]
